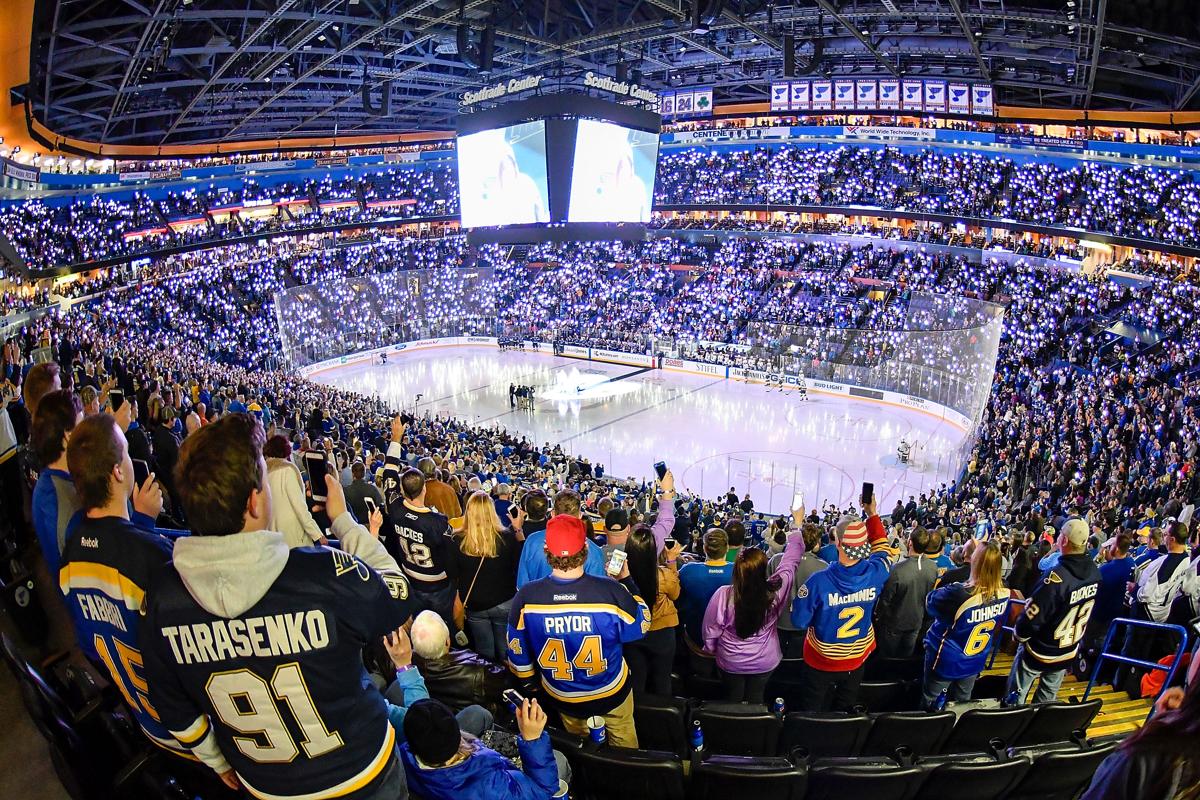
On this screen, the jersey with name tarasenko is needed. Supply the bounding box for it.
[924,583,1015,680]
[141,547,416,800]
[506,573,650,717]
[59,515,181,754]
[790,515,897,671]
[1015,553,1101,669]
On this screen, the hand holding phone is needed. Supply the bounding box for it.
[304,451,329,502]
[861,481,874,509]
[606,548,628,578]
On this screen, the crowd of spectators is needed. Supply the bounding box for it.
[0,213,1197,797]
[0,165,456,270]
[656,144,1200,250]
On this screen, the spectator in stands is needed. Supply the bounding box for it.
[345,459,385,525]
[875,527,942,658]
[1081,649,1200,799]
[1088,533,1134,646]
[263,433,326,548]
[453,490,525,663]
[400,697,568,800]
[771,522,826,658]
[146,395,182,519]
[725,519,746,562]
[21,361,62,424]
[376,627,493,743]
[31,389,84,576]
[921,542,1015,708]
[419,456,462,519]
[678,528,732,645]
[507,515,649,748]
[624,522,683,696]
[59,413,178,752]
[516,488,606,587]
[935,538,976,589]
[409,610,511,719]
[702,511,804,703]
[791,496,897,711]
[142,413,416,798]
[1121,520,1192,696]
[1007,518,1100,704]
[384,419,460,632]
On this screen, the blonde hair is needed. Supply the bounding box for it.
[460,490,504,559]
[968,542,1004,601]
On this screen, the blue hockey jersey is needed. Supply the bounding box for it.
[790,515,897,671]
[59,514,182,754]
[924,583,1015,680]
[507,573,650,717]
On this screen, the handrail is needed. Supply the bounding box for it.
[1083,616,1190,721]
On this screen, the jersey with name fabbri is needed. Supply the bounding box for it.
[790,515,897,671]
[141,548,415,800]
[924,583,1015,680]
[506,574,650,717]
[59,515,181,753]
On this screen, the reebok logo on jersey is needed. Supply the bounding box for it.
[80,537,100,549]
[553,594,578,602]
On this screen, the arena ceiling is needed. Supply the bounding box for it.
[25,0,1200,146]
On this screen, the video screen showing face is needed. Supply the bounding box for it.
[567,119,659,223]
[456,121,550,228]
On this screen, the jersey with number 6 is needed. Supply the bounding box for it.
[506,573,650,718]
[1015,553,1101,670]
[924,584,1014,680]
[141,541,416,800]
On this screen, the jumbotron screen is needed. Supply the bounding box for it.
[567,119,659,223]
[456,121,551,228]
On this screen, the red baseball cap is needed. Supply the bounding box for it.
[545,515,587,557]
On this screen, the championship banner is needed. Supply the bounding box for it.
[660,92,676,116]
[855,79,878,110]
[902,80,924,111]
[833,80,856,110]
[812,80,833,109]
[879,79,900,110]
[948,83,971,113]
[924,80,947,112]
[971,84,994,115]
[770,83,790,111]
[791,81,810,111]
[2,159,40,182]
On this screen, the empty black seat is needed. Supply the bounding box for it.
[806,763,926,800]
[941,705,1034,754]
[778,711,872,758]
[571,747,686,800]
[696,702,782,756]
[690,755,807,800]
[1005,742,1117,800]
[857,680,913,712]
[1013,699,1103,747]
[633,694,691,758]
[910,757,1032,800]
[860,711,954,757]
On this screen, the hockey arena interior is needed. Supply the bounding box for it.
[3,0,1200,798]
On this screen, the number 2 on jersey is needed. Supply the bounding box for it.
[836,606,864,640]
[398,538,434,568]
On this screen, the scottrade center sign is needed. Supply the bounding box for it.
[460,75,545,107]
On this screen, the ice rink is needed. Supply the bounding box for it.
[312,346,971,515]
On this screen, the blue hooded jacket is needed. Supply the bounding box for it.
[400,732,560,800]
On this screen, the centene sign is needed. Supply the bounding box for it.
[583,71,658,104]
[460,75,545,106]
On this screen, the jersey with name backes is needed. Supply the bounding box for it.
[506,574,650,718]
[1015,554,1101,669]
[924,583,1015,680]
[141,547,416,800]
[59,515,180,753]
